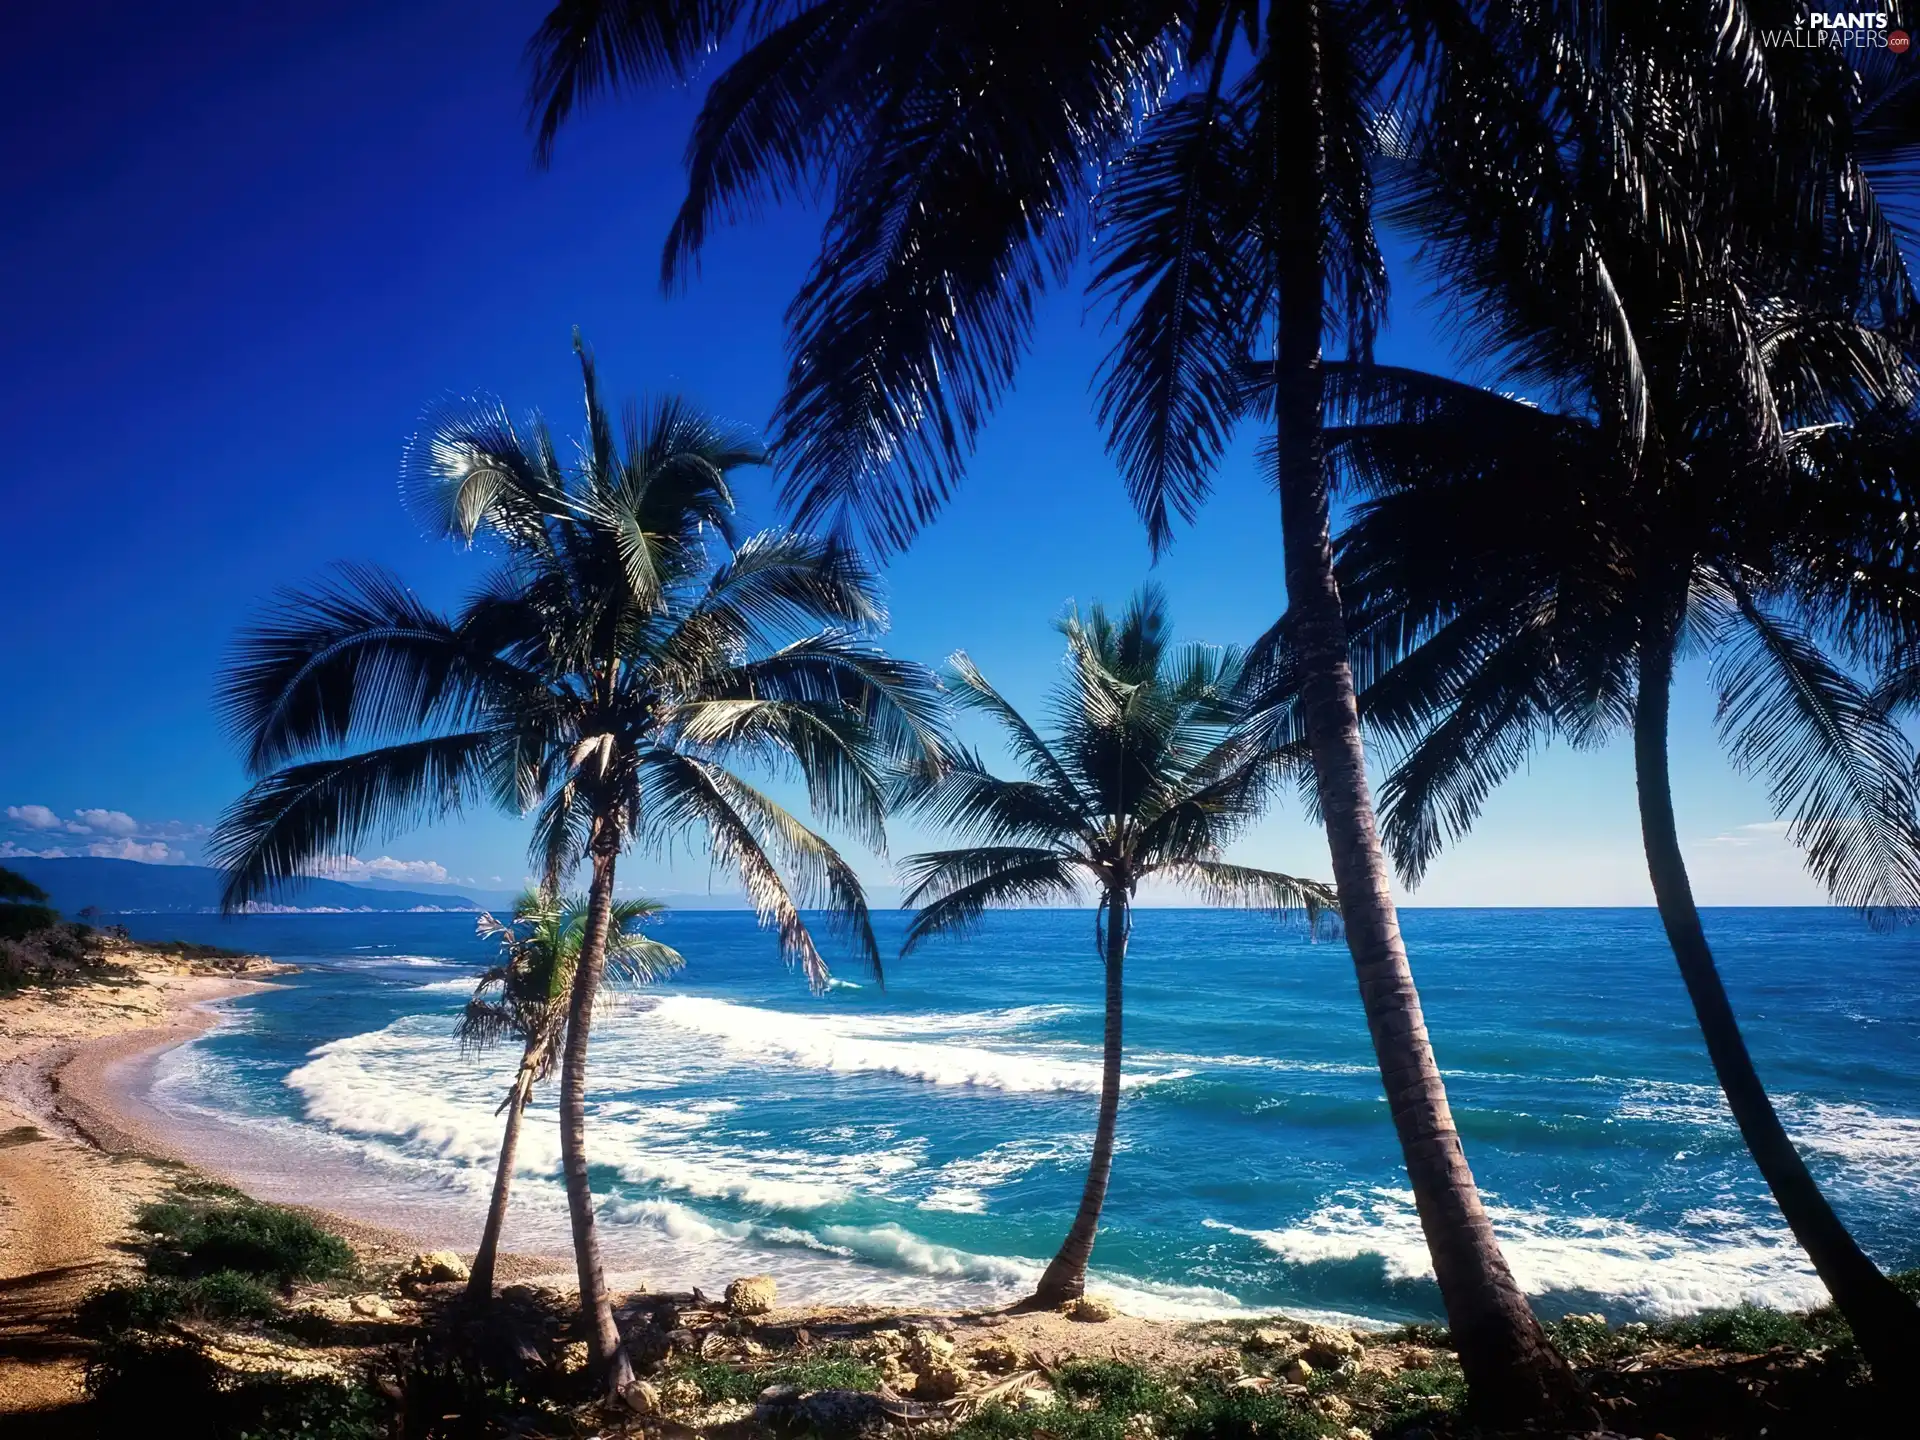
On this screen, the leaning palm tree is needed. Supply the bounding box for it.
[1305,15,1920,1361]
[458,891,684,1306]
[211,337,947,1401]
[522,4,1591,1413]
[898,587,1335,1308]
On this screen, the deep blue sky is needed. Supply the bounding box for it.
[0,0,1819,906]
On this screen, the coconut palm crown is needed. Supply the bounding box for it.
[897,585,1335,1306]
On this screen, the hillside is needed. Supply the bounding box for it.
[4,857,480,914]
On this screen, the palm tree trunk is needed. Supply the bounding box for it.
[465,1052,536,1307]
[1266,2,1583,1422]
[559,824,637,1400]
[1030,887,1129,1308]
[1635,624,1920,1376]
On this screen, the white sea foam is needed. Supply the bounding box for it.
[1790,1101,1920,1198]
[1208,1187,1830,1319]
[645,995,1183,1093]
[920,1137,1085,1214]
[412,976,482,994]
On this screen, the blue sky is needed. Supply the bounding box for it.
[0,0,1827,907]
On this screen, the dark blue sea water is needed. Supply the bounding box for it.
[118,908,1920,1326]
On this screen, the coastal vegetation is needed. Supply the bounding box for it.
[896,587,1335,1307]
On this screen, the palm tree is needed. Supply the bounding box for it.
[457,891,684,1306]
[897,587,1335,1308]
[521,4,1588,1414]
[211,337,947,1401]
[1311,14,1920,1363]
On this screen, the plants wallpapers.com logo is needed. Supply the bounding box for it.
[1762,10,1912,48]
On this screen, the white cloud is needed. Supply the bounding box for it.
[88,839,174,862]
[73,808,139,837]
[6,804,63,831]
[1700,820,1792,848]
[317,855,453,885]
[0,840,70,859]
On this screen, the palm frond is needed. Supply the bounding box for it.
[898,848,1085,955]
[209,733,503,911]
[1158,858,1338,926]
[1713,588,1920,917]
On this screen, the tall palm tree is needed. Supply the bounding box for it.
[522,4,1587,1414]
[898,587,1335,1308]
[458,891,684,1306]
[211,337,947,1401]
[1309,9,1920,1362]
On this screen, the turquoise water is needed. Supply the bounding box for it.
[123,908,1920,1326]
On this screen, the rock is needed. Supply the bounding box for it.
[971,1336,1028,1373]
[1301,1324,1364,1366]
[1565,1311,1608,1327]
[1399,1346,1436,1371]
[725,1274,777,1315]
[1230,1376,1272,1393]
[1282,1356,1314,1384]
[619,1379,662,1416]
[905,1328,971,1400]
[667,1326,697,1354]
[1316,1394,1353,1421]
[553,1340,591,1376]
[756,1382,801,1417]
[1065,1294,1118,1323]
[401,1250,469,1286]
[661,1376,703,1410]
[1019,1386,1058,1411]
[296,1297,356,1324]
[349,1293,395,1320]
[797,1389,891,1437]
[1244,1326,1301,1354]
[1124,1413,1156,1439]
[1344,1430,1371,1440]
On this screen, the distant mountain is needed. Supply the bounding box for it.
[6,857,482,915]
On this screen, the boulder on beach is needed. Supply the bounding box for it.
[1065,1294,1118,1323]
[904,1328,971,1400]
[725,1274,777,1316]
[401,1250,469,1286]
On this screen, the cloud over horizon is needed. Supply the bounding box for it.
[2,803,204,864]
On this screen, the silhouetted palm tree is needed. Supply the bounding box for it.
[1313,12,1920,1361]
[457,891,684,1306]
[211,337,946,1401]
[521,4,1590,1412]
[898,586,1334,1307]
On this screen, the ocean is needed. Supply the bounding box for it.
[116,907,1920,1328]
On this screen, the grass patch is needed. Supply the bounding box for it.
[79,1271,282,1335]
[673,1352,885,1402]
[137,1193,355,1286]
[956,1359,1323,1440]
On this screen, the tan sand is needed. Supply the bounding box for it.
[0,963,276,1413]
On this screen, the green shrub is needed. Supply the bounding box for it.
[1657,1303,1819,1354]
[79,1271,284,1336]
[0,902,59,939]
[138,1195,354,1285]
